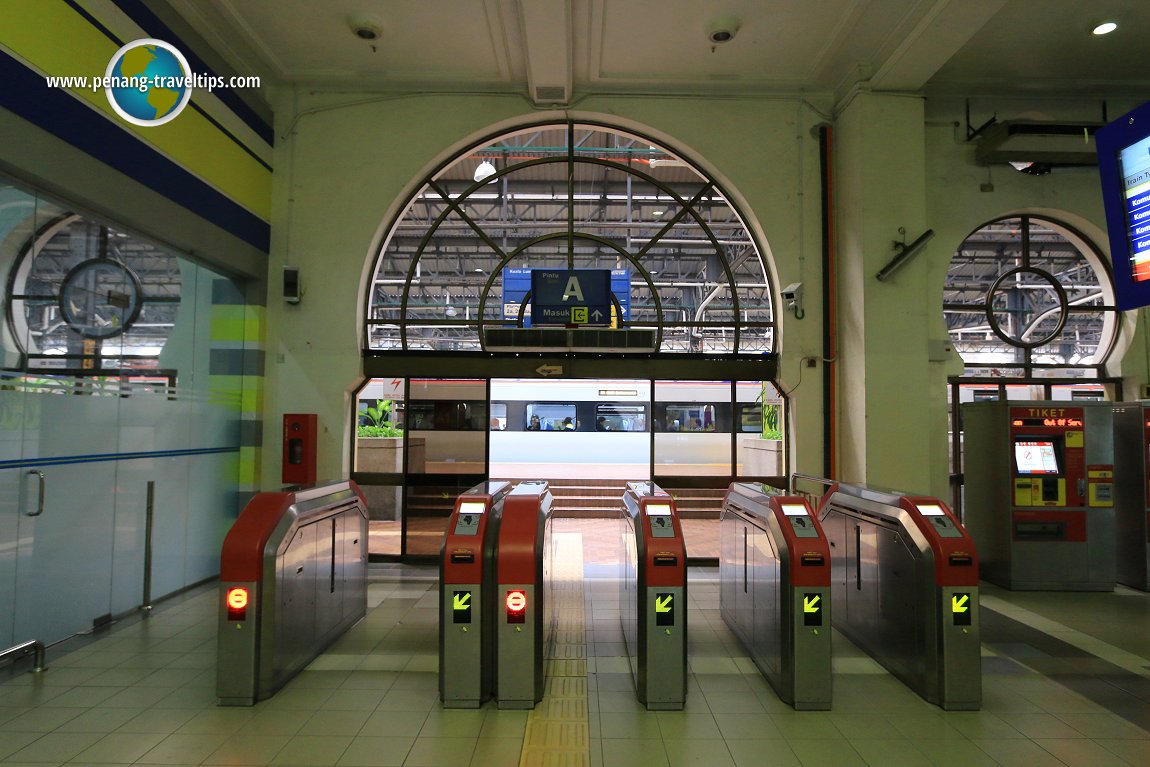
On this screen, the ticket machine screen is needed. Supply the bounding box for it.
[1013,439,1061,475]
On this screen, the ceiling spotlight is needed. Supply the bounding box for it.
[347,13,383,40]
[1092,21,1117,35]
[707,17,740,45]
[474,160,496,183]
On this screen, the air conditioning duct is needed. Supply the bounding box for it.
[974,121,1102,167]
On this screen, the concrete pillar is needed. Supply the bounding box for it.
[835,92,941,493]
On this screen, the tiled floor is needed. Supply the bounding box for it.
[3,519,1150,766]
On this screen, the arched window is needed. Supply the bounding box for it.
[944,215,1117,378]
[945,215,1122,512]
[365,122,774,354]
[6,213,182,373]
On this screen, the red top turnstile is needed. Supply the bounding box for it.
[439,481,510,708]
[621,482,687,710]
[721,485,832,710]
[494,481,553,709]
[217,481,367,706]
[818,482,980,710]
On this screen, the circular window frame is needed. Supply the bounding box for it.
[984,265,1069,350]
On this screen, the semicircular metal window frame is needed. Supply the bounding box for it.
[365,120,775,356]
[943,214,1119,377]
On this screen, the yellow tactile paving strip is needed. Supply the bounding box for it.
[520,531,590,767]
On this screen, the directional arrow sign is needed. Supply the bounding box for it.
[803,592,823,626]
[536,364,564,377]
[952,592,971,626]
[452,590,472,624]
[591,309,604,322]
[655,593,674,626]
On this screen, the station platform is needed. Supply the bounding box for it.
[3,519,1150,766]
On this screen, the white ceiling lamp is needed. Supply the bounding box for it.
[1091,21,1117,35]
[474,160,496,183]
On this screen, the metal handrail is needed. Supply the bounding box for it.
[0,639,46,673]
[790,473,836,490]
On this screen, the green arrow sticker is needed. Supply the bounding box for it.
[452,590,472,624]
[803,592,822,626]
[952,592,971,626]
[655,593,674,626]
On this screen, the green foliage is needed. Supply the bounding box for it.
[762,403,783,440]
[357,399,403,438]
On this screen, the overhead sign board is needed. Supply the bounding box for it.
[502,268,630,327]
[531,269,611,326]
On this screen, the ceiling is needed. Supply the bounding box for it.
[167,0,1150,105]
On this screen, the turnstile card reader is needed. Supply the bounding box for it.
[1114,403,1150,590]
[963,400,1115,590]
[621,482,687,710]
[720,485,831,710]
[217,481,368,706]
[819,483,981,711]
[439,481,510,708]
[494,481,553,709]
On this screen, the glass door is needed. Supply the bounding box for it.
[652,380,735,560]
[403,379,488,557]
[353,377,406,557]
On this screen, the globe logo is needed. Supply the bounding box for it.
[104,39,192,126]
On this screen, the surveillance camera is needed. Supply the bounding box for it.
[781,282,803,302]
[707,17,740,44]
[348,13,383,41]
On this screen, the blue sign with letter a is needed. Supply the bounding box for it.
[531,269,612,327]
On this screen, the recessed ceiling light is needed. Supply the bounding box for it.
[1092,21,1117,35]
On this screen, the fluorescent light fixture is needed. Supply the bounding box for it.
[1092,21,1117,35]
[653,209,665,216]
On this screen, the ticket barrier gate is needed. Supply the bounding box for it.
[1114,403,1150,590]
[963,400,1115,590]
[819,483,981,711]
[620,482,687,710]
[720,484,831,710]
[217,481,368,705]
[493,481,554,709]
[439,481,510,708]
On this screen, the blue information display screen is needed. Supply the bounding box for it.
[1096,101,1150,310]
[1120,136,1150,283]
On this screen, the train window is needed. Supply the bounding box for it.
[406,400,487,430]
[595,404,647,432]
[738,404,761,433]
[490,403,507,430]
[664,404,717,432]
[526,403,577,431]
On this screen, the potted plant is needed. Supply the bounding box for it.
[743,399,784,475]
[356,400,406,473]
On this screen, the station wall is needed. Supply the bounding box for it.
[265,89,1150,501]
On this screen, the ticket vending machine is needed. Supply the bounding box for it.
[1114,403,1150,590]
[963,400,1115,590]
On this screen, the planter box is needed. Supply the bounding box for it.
[356,436,426,473]
[742,437,782,476]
